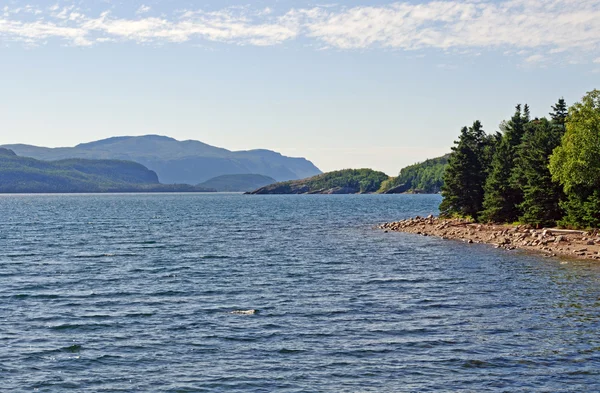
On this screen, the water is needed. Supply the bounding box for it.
[1,193,599,392]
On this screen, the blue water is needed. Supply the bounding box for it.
[1,194,599,392]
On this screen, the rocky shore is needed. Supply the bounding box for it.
[380,216,600,261]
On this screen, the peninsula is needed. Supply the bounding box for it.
[247,169,389,194]
[381,90,600,262]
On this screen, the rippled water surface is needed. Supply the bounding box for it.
[1,193,599,392]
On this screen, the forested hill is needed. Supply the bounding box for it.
[380,155,449,194]
[2,135,322,184]
[247,169,389,194]
[0,149,214,193]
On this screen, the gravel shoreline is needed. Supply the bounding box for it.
[380,216,600,261]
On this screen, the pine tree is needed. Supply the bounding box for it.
[517,118,565,227]
[440,121,491,220]
[481,104,529,223]
[550,98,568,127]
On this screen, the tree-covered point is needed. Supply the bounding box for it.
[380,155,449,194]
[247,169,390,194]
[0,149,215,193]
[440,91,600,229]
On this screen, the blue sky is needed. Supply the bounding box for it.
[1,0,599,175]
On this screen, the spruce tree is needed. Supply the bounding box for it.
[440,121,491,220]
[517,117,565,227]
[481,105,529,223]
[550,98,568,127]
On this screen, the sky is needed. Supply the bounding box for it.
[0,0,599,175]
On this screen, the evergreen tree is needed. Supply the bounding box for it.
[481,105,529,222]
[517,118,565,227]
[549,90,600,228]
[440,121,491,220]
[550,98,568,127]
[523,104,531,123]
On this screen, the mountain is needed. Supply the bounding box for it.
[0,148,214,193]
[2,135,322,184]
[380,154,449,194]
[248,169,390,194]
[198,174,276,192]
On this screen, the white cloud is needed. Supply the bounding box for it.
[594,58,600,63]
[136,5,151,15]
[305,0,600,54]
[0,0,598,63]
[525,54,545,63]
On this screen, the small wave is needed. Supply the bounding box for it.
[366,277,428,284]
[49,323,113,331]
[72,254,115,259]
[462,359,496,368]
[13,294,60,300]
[124,312,154,318]
[63,344,82,353]
[222,336,260,342]
[6,253,38,258]
[230,309,259,315]
[278,348,306,354]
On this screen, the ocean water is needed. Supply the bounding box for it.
[1,193,599,392]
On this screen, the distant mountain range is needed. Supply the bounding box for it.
[2,135,322,184]
[0,148,214,193]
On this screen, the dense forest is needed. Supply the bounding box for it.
[248,169,389,194]
[440,89,600,229]
[380,155,448,194]
[0,149,215,193]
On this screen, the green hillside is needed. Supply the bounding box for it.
[248,169,389,194]
[380,155,449,194]
[0,148,214,193]
[199,174,276,192]
[2,135,322,184]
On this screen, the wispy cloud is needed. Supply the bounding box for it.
[136,5,151,15]
[0,1,599,63]
[525,54,545,64]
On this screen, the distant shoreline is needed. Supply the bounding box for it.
[380,216,600,261]
[0,190,217,195]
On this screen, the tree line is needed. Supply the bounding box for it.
[440,89,600,229]
[380,155,448,194]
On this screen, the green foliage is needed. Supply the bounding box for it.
[549,90,600,228]
[515,117,565,227]
[382,155,449,194]
[550,98,568,126]
[481,105,529,223]
[440,121,495,220]
[438,94,590,228]
[250,169,389,194]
